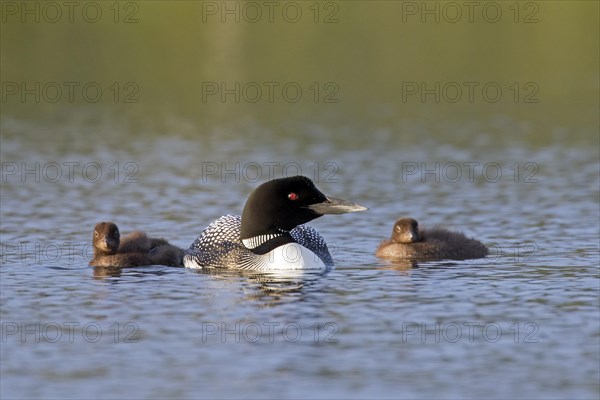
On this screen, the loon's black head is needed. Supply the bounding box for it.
[240,176,367,240]
[93,222,120,255]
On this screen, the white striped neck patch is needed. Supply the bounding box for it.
[242,233,285,250]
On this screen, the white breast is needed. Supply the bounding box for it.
[260,243,327,271]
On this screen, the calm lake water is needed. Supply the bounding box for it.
[1,2,599,399]
[2,123,599,399]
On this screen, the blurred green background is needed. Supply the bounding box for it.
[1,1,598,145]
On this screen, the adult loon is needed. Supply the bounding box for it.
[375,218,488,261]
[183,176,367,270]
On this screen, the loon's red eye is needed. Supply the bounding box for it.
[288,192,298,201]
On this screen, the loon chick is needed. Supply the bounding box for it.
[184,176,367,270]
[119,230,169,253]
[89,222,183,267]
[375,218,488,261]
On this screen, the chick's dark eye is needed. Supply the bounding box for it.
[288,192,299,201]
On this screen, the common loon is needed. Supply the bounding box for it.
[183,176,367,270]
[89,222,184,267]
[375,218,488,261]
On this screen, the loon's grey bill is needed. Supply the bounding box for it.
[307,197,368,214]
